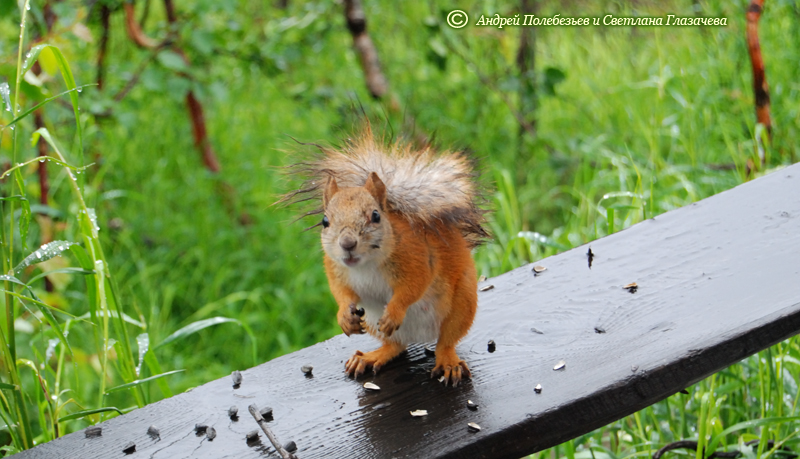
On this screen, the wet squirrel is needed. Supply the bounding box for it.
[281,126,489,387]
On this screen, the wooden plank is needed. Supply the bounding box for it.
[16,164,800,459]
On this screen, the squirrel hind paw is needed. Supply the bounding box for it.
[345,343,405,378]
[431,360,471,388]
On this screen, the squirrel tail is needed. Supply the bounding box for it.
[279,124,490,247]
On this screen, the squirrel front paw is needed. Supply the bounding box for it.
[377,309,404,337]
[338,303,365,337]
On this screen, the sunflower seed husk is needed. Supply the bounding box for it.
[468,422,481,432]
[410,409,428,417]
[554,360,566,371]
[363,382,380,391]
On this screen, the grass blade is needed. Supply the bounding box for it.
[105,370,185,394]
[706,416,800,453]
[14,241,78,274]
[2,85,94,130]
[21,44,83,173]
[26,268,94,286]
[57,407,123,422]
[156,317,241,349]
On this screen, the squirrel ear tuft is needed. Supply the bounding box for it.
[364,172,387,210]
[323,175,339,209]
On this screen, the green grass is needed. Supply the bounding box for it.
[0,0,799,456]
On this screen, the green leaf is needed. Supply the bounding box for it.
[4,287,75,356]
[14,241,78,274]
[105,370,185,394]
[75,311,144,329]
[0,274,29,290]
[21,44,83,173]
[15,175,30,252]
[156,317,241,349]
[0,382,19,391]
[57,407,123,422]
[68,245,98,327]
[156,50,190,73]
[26,268,94,286]
[2,85,94,130]
[706,416,800,453]
[543,66,567,96]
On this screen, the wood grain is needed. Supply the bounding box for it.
[16,164,800,458]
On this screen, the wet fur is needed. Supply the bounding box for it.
[281,127,487,386]
[279,125,489,247]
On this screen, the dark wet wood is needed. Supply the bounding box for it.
[16,164,800,458]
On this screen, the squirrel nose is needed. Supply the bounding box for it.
[339,236,357,251]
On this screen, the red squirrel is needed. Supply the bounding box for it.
[282,126,489,387]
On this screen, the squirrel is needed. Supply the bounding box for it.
[281,125,489,387]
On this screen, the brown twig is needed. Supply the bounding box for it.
[161,0,221,174]
[112,46,163,103]
[516,0,537,139]
[442,34,536,137]
[343,0,388,99]
[745,0,771,165]
[247,404,297,459]
[139,0,152,28]
[652,439,796,459]
[652,440,738,459]
[96,4,111,90]
[31,4,56,292]
[161,0,250,224]
[185,91,220,173]
[33,111,50,207]
[124,1,160,49]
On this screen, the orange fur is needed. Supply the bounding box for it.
[321,178,477,387]
[282,129,488,387]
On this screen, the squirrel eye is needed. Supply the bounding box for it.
[371,210,380,224]
[322,215,330,228]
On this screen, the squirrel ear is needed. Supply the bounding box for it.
[364,172,387,210]
[323,176,339,209]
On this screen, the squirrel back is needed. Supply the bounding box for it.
[280,125,490,247]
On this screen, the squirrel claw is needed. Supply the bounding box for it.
[431,359,471,388]
[377,314,402,337]
[345,350,384,378]
[339,305,366,336]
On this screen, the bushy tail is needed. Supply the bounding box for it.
[279,126,490,247]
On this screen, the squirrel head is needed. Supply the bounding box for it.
[320,172,394,268]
